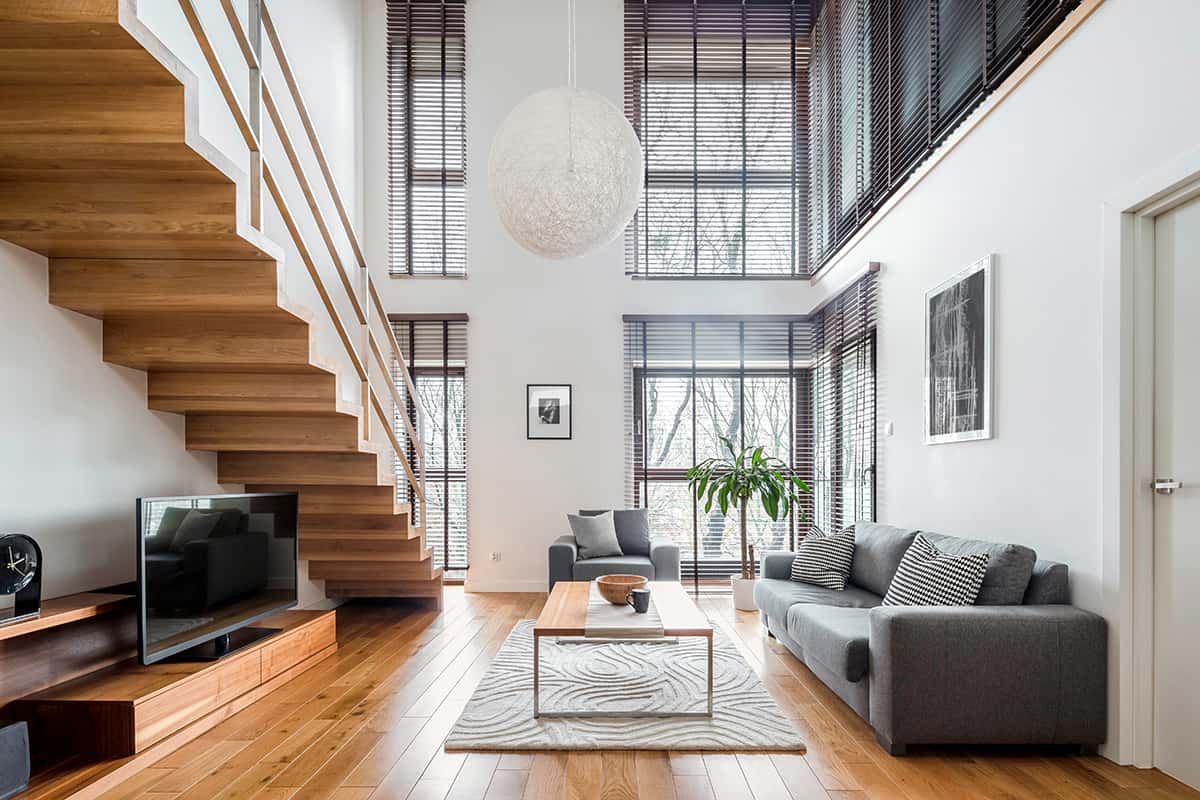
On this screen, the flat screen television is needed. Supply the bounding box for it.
[136,492,298,665]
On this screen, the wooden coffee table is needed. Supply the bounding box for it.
[532,581,714,718]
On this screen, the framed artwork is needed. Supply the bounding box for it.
[924,254,993,445]
[527,384,572,440]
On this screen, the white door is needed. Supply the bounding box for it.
[1152,195,1200,790]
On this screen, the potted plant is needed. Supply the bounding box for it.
[687,437,810,611]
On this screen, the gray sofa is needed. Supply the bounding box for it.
[548,509,680,590]
[756,522,1107,755]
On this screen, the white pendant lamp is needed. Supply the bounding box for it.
[488,0,644,260]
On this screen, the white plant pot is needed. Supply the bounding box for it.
[731,576,757,611]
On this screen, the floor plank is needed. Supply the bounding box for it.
[74,589,1198,800]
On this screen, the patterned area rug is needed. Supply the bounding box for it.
[444,619,805,752]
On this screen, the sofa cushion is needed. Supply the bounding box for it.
[919,531,1037,605]
[169,509,222,553]
[791,527,855,590]
[882,534,989,607]
[153,506,190,540]
[754,577,882,629]
[568,512,623,559]
[581,509,651,556]
[786,605,871,682]
[572,554,655,581]
[849,522,918,596]
[1023,560,1069,605]
[208,508,244,538]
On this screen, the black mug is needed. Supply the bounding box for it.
[626,587,651,613]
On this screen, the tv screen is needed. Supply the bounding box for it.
[136,492,298,664]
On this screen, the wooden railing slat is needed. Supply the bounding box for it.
[260,0,368,270]
[183,0,427,509]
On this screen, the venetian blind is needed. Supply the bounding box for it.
[391,317,469,574]
[810,0,1078,272]
[623,0,813,278]
[622,269,877,588]
[387,0,467,276]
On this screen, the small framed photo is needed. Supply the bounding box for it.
[527,384,572,440]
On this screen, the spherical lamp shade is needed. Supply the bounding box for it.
[488,87,644,260]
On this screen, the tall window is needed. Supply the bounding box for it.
[809,0,1079,272]
[623,0,813,278]
[387,0,467,276]
[392,316,468,579]
[624,271,877,590]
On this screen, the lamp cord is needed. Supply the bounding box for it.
[567,0,576,88]
[566,0,576,172]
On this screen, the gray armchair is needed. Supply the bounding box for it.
[548,535,680,590]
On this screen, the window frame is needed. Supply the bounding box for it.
[391,316,469,577]
[387,0,467,278]
[624,0,811,280]
[632,363,808,589]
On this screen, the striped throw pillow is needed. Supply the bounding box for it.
[882,533,990,606]
[790,527,856,590]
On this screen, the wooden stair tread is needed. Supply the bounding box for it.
[323,570,445,598]
[250,485,408,516]
[307,553,437,581]
[148,371,358,417]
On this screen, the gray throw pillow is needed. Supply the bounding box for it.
[580,508,651,556]
[850,522,918,596]
[568,511,623,559]
[169,509,222,553]
[918,531,1037,605]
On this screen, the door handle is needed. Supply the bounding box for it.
[1153,478,1184,495]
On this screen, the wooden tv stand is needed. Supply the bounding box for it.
[11,610,336,799]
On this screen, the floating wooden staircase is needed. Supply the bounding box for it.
[0,0,441,606]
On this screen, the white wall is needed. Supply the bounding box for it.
[363,0,824,592]
[0,242,226,600]
[815,0,1198,611]
[812,0,1200,761]
[267,0,365,230]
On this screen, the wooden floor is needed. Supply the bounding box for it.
[87,589,1197,800]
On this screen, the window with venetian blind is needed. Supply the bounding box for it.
[623,269,877,589]
[387,0,467,276]
[809,0,1079,272]
[391,317,469,577]
[623,0,813,278]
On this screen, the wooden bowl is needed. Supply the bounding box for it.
[595,574,648,605]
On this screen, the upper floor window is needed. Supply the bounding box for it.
[809,0,1079,273]
[623,0,812,278]
[387,0,467,277]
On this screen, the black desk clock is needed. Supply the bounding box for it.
[0,534,41,626]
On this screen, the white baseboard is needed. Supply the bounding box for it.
[464,578,547,593]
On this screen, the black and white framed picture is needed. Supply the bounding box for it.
[527,384,572,440]
[925,254,993,445]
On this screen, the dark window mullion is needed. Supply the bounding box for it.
[404,1,414,275]
[441,321,450,568]
[690,321,699,595]
[440,1,448,277]
[740,1,747,278]
[691,1,699,278]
